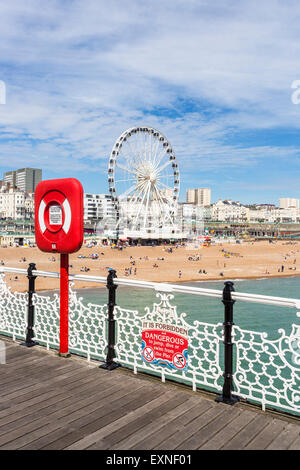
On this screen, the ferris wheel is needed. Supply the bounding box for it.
[108,126,180,236]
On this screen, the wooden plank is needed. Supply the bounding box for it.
[65,390,179,450]
[0,360,76,393]
[19,382,144,450]
[40,384,165,450]
[3,382,157,450]
[0,363,88,402]
[0,373,127,434]
[222,413,272,450]
[0,380,138,449]
[20,388,146,449]
[245,419,287,450]
[200,410,256,449]
[288,435,300,450]
[176,406,241,450]
[2,354,47,371]
[0,338,298,451]
[0,367,98,406]
[155,402,226,450]
[89,393,194,450]
[267,423,300,450]
[131,400,214,451]
[0,389,71,421]
[109,396,201,450]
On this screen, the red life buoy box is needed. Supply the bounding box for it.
[35,178,83,254]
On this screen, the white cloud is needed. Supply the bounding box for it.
[0,0,300,198]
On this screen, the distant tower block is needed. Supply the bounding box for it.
[4,168,42,192]
[186,188,211,206]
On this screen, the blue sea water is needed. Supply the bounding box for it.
[72,276,300,340]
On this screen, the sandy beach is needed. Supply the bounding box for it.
[0,239,299,292]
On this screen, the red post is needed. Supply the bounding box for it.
[59,253,70,356]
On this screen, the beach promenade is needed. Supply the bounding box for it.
[0,337,299,451]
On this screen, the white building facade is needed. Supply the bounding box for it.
[0,187,34,220]
[279,198,300,209]
[212,200,250,222]
[84,193,115,222]
[186,188,211,206]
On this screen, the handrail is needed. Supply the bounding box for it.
[0,266,299,309]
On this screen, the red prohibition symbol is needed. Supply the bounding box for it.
[172,352,186,369]
[143,346,155,362]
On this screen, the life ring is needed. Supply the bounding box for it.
[38,191,72,235]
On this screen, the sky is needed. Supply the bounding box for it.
[0,0,300,204]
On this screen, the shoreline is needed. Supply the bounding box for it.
[1,240,300,293]
[16,272,300,295]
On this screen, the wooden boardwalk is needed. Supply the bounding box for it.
[0,336,299,450]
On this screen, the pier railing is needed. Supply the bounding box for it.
[0,265,299,417]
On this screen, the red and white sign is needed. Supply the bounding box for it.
[141,321,188,371]
[172,352,186,369]
[35,178,83,254]
[143,346,154,362]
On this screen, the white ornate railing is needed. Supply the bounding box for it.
[114,291,224,392]
[0,266,299,417]
[0,275,107,361]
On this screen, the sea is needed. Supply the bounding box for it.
[63,276,300,339]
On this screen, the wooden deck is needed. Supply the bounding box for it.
[0,336,299,450]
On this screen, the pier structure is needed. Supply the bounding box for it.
[0,265,299,450]
[0,337,299,450]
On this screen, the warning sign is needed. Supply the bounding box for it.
[143,346,154,362]
[141,321,188,371]
[173,352,186,369]
[49,205,62,225]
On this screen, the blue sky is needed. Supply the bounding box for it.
[1,0,300,204]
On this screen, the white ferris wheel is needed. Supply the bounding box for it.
[108,126,180,237]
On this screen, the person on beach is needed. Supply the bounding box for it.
[179,270,182,279]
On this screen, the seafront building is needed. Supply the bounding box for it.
[186,188,211,206]
[3,168,42,193]
[83,193,115,222]
[0,186,34,220]
[1,167,300,241]
[177,203,205,235]
[279,198,300,209]
[212,200,249,222]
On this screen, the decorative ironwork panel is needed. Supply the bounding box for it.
[0,275,107,361]
[33,284,107,360]
[114,291,224,392]
[0,274,27,340]
[33,291,60,348]
[68,287,107,361]
[233,322,300,415]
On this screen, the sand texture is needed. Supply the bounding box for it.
[0,240,299,292]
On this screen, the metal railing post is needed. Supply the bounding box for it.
[216,281,239,405]
[21,263,39,348]
[100,269,121,370]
